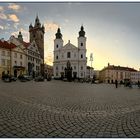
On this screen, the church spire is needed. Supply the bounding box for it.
[55,28,62,39]
[35,14,41,27]
[79,25,85,37]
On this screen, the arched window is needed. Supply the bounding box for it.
[81,66,83,70]
[81,43,83,46]
[56,55,58,59]
[81,54,83,58]
[67,52,71,58]
[56,44,58,48]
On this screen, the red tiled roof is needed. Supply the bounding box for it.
[15,37,30,48]
[102,65,137,72]
[0,40,17,49]
[22,41,30,48]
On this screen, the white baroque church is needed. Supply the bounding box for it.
[53,26,87,79]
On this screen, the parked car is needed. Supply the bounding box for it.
[23,75,33,81]
[18,75,32,81]
[34,76,44,82]
[3,74,11,82]
[10,75,17,81]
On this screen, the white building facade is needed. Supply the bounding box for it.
[9,32,42,77]
[53,26,87,79]
[130,71,140,83]
[99,63,138,83]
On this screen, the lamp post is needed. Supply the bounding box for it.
[78,48,79,79]
[89,53,93,78]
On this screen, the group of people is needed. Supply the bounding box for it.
[115,80,140,88]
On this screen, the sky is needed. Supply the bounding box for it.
[0,2,140,70]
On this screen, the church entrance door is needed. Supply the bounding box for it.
[64,61,72,82]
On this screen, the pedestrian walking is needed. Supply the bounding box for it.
[138,81,140,88]
[115,80,118,88]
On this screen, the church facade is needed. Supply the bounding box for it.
[53,26,87,79]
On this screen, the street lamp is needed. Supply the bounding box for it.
[89,53,93,78]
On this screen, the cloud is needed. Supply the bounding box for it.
[14,23,19,29]
[44,52,53,65]
[0,25,4,30]
[8,14,19,22]
[44,21,59,32]
[0,6,4,12]
[65,19,69,23]
[8,3,21,12]
[0,13,7,20]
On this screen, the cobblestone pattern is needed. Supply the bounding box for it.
[0,80,140,138]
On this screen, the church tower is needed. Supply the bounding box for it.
[78,25,86,49]
[54,28,63,51]
[78,25,87,78]
[53,28,63,78]
[29,15,45,60]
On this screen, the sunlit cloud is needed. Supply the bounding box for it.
[0,6,4,12]
[8,3,21,12]
[0,13,7,20]
[14,22,19,29]
[44,51,53,65]
[0,25,4,30]
[44,21,59,32]
[8,14,19,22]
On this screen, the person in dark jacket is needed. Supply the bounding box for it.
[115,80,118,88]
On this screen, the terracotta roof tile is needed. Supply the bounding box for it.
[102,65,137,72]
[0,40,17,49]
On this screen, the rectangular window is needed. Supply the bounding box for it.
[14,53,17,58]
[7,51,10,56]
[7,60,10,66]
[2,51,5,56]
[20,54,22,59]
[67,52,71,58]
[56,66,58,70]
[1,59,5,66]
[20,61,22,66]
[62,54,64,58]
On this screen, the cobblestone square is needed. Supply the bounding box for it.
[0,80,140,138]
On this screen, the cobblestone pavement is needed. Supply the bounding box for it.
[0,80,140,138]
